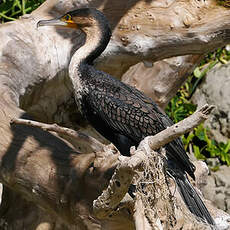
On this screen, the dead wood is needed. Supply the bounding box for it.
[11,118,104,153]
[7,104,217,230]
[92,104,217,230]
[122,55,205,109]
[0,0,230,229]
[41,0,230,78]
[146,104,215,150]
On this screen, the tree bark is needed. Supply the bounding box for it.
[122,55,205,109]
[0,0,230,229]
[4,105,219,230]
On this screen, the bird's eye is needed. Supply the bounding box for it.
[65,14,71,21]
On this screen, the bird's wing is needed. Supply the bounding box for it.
[87,76,164,141]
[85,72,195,176]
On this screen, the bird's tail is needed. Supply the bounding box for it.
[170,169,215,226]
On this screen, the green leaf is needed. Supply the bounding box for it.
[0,0,46,22]
[193,67,202,78]
[196,129,205,141]
[193,145,206,160]
[224,141,230,153]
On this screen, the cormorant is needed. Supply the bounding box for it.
[37,8,215,225]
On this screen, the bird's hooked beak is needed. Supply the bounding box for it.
[37,16,77,29]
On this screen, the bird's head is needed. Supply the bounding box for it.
[37,8,111,65]
[37,8,109,32]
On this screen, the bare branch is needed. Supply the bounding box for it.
[11,118,104,153]
[10,104,214,222]
[145,104,215,151]
[93,104,216,227]
[93,149,147,219]
[28,0,230,78]
[0,0,229,229]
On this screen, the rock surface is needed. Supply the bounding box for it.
[201,165,230,215]
[192,62,230,220]
[192,63,230,143]
[193,162,230,229]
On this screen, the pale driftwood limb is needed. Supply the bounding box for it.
[28,0,230,79]
[11,118,104,153]
[133,195,153,230]
[0,0,230,229]
[93,104,215,228]
[95,1,230,77]
[8,104,215,225]
[93,149,147,219]
[146,104,215,151]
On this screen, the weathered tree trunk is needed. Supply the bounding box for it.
[1,0,230,229]
[122,55,205,109]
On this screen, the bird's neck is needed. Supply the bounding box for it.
[68,16,111,112]
[69,20,111,80]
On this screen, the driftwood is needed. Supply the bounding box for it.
[9,105,216,230]
[1,0,230,229]
[122,55,205,109]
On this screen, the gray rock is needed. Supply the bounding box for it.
[214,193,226,211]
[214,166,230,188]
[215,175,227,187]
[226,199,230,214]
[192,63,230,143]
[216,187,226,195]
[206,157,220,168]
[201,165,230,214]
[201,175,216,201]
[193,160,209,189]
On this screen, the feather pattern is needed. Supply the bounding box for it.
[79,66,215,226]
[80,65,195,178]
[38,7,214,226]
[54,8,215,225]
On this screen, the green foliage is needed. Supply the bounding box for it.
[201,46,230,66]
[0,0,45,23]
[186,46,230,99]
[165,88,196,123]
[217,0,230,7]
[182,125,230,167]
[167,90,230,166]
[166,46,230,168]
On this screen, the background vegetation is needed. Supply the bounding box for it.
[0,0,45,22]
[166,47,230,169]
[1,0,230,170]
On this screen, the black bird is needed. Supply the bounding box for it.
[37,8,215,225]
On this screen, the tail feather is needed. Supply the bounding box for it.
[173,171,215,226]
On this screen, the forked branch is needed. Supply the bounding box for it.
[92,104,215,227]
[8,104,217,229]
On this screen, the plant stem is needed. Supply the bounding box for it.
[0,13,16,21]
[22,0,26,15]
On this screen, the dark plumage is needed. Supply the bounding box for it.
[81,64,195,175]
[38,8,215,226]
